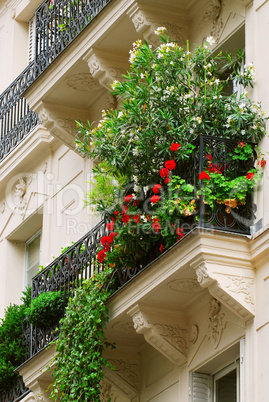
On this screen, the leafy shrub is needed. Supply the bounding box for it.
[26,291,66,329]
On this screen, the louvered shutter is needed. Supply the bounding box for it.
[28,16,35,62]
[191,372,212,402]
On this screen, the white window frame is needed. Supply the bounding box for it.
[24,229,42,287]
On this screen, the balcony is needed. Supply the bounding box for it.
[0,134,255,400]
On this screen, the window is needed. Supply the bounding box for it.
[25,231,41,286]
[190,341,244,402]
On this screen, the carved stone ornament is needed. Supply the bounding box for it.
[200,0,224,43]
[190,324,199,344]
[65,73,100,92]
[110,359,139,390]
[0,202,5,214]
[133,311,145,331]
[13,177,32,213]
[55,117,76,135]
[208,298,226,348]
[132,10,145,31]
[225,276,255,305]
[38,108,49,125]
[112,320,135,333]
[195,263,212,287]
[168,279,200,293]
[100,379,116,402]
[154,323,188,357]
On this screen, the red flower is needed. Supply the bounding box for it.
[97,250,107,263]
[238,141,246,148]
[103,244,110,252]
[153,184,162,194]
[199,170,210,180]
[208,165,222,174]
[106,222,114,231]
[152,218,161,233]
[133,200,139,206]
[109,231,117,239]
[176,227,185,240]
[133,214,141,223]
[246,172,254,180]
[151,195,160,204]
[160,167,169,178]
[159,244,164,253]
[122,214,131,223]
[122,205,128,214]
[170,143,181,152]
[261,159,266,168]
[165,160,176,170]
[125,194,133,202]
[164,177,171,184]
[101,235,114,246]
[114,211,119,216]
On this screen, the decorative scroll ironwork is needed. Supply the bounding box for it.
[32,219,107,299]
[0,64,39,161]
[34,0,112,76]
[0,376,30,402]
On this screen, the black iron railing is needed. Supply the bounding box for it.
[0,376,30,402]
[0,0,112,162]
[0,64,39,162]
[34,0,112,77]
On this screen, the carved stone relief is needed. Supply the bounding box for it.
[0,202,5,214]
[154,323,188,357]
[208,298,226,348]
[12,176,33,214]
[110,359,139,390]
[133,311,145,331]
[225,276,254,305]
[190,324,199,344]
[168,279,200,293]
[200,0,224,43]
[65,73,100,92]
[195,263,212,287]
[100,379,116,402]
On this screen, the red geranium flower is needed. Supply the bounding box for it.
[151,195,160,204]
[159,244,164,253]
[106,222,114,231]
[246,172,254,180]
[101,235,114,246]
[160,167,169,178]
[152,218,161,233]
[199,170,210,180]
[153,184,162,194]
[176,227,185,241]
[133,214,141,223]
[261,159,266,168]
[238,141,246,148]
[122,214,131,223]
[125,194,133,202]
[97,250,107,263]
[122,205,128,214]
[164,177,171,184]
[170,143,181,152]
[114,211,119,216]
[109,231,117,239]
[165,160,176,170]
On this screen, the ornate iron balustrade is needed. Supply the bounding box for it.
[0,376,30,402]
[193,135,257,234]
[0,64,39,161]
[34,0,112,77]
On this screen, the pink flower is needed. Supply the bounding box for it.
[170,143,181,152]
[199,170,210,180]
[165,160,176,170]
[153,184,162,194]
[151,195,160,204]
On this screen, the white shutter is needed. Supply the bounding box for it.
[191,372,212,402]
[28,16,35,62]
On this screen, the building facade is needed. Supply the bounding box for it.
[1,0,269,401]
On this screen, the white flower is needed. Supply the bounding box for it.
[206,36,215,46]
[117,111,123,118]
[111,80,119,90]
[140,73,144,79]
[133,148,139,156]
[154,26,167,35]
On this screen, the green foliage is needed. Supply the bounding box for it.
[49,269,115,401]
[26,291,66,329]
[0,304,26,391]
[75,31,267,190]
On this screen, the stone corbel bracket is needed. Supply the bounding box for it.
[35,101,88,149]
[83,49,127,92]
[127,305,188,366]
[127,3,186,47]
[192,259,255,321]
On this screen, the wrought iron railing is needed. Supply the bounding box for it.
[0,376,30,402]
[0,64,39,161]
[34,0,112,77]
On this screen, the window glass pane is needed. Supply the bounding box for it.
[215,368,236,402]
[26,233,41,285]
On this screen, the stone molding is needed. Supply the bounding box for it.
[208,298,226,348]
[128,305,188,366]
[191,259,255,320]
